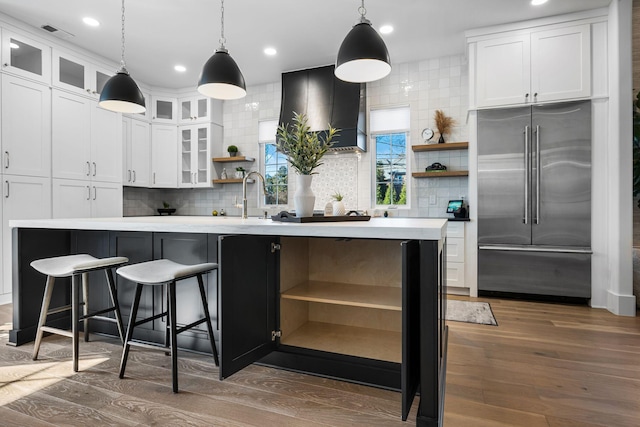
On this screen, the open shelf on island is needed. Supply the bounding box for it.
[212,156,255,163]
[212,178,255,184]
[412,142,468,152]
[281,281,401,311]
[412,170,469,178]
[281,321,401,363]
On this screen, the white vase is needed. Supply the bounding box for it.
[294,174,315,217]
[332,200,346,216]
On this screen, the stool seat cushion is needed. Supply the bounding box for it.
[31,254,129,277]
[116,259,218,285]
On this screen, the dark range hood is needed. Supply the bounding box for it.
[278,65,366,152]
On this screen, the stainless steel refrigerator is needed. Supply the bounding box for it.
[477,100,591,299]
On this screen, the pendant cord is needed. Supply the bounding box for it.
[219,0,226,48]
[120,0,126,69]
[358,0,366,18]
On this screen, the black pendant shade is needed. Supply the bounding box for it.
[198,48,247,100]
[99,70,146,114]
[335,21,391,83]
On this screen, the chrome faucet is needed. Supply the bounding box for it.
[242,171,267,219]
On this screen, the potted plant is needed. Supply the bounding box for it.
[235,166,246,179]
[157,201,176,215]
[227,145,238,157]
[332,191,346,216]
[434,109,456,144]
[276,112,338,217]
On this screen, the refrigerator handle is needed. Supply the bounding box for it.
[535,125,541,225]
[524,125,529,224]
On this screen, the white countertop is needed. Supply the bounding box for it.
[10,216,447,241]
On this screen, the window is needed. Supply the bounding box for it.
[371,107,410,207]
[260,120,288,205]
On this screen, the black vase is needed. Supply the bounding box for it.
[438,134,445,144]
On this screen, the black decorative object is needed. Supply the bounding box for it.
[438,134,445,144]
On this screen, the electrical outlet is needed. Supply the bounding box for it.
[429,195,437,205]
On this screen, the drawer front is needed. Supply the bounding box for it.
[446,237,465,263]
[447,222,465,238]
[446,262,465,288]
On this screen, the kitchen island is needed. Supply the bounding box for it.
[9,216,447,426]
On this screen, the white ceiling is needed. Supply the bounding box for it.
[0,0,612,90]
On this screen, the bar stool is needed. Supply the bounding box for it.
[116,259,219,393]
[31,254,129,372]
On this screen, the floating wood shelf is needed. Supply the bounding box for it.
[412,142,469,152]
[412,171,469,178]
[281,281,401,311]
[281,321,401,363]
[212,178,255,184]
[212,156,255,163]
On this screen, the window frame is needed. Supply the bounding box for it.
[259,119,289,208]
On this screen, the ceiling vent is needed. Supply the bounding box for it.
[40,24,75,40]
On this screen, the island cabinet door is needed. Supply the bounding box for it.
[218,234,278,380]
[401,240,420,421]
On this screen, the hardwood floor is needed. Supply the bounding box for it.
[1,298,639,426]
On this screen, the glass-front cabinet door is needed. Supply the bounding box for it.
[1,30,51,84]
[179,124,212,188]
[53,50,115,99]
[152,96,177,124]
[179,96,209,124]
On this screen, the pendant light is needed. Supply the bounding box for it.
[99,0,146,114]
[197,0,246,100]
[335,0,391,83]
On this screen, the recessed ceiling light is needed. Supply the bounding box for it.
[379,25,393,35]
[9,42,19,49]
[264,47,277,56]
[174,65,187,72]
[82,17,100,27]
[531,0,548,5]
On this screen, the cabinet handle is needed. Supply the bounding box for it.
[93,186,97,200]
[4,151,8,169]
[153,172,156,185]
[86,186,91,200]
[92,162,97,176]
[127,169,131,182]
[4,181,8,198]
[132,170,136,182]
[86,161,91,176]
[525,93,529,102]
[533,92,538,99]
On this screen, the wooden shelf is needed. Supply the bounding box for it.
[281,281,401,311]
[212,156,255,163]
[281,321,401,363]
[412,142,468,152]
[412,170,469,178]
[212,178,254,184]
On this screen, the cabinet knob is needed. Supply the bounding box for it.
[86,88,91,93]
[3,63,8,67]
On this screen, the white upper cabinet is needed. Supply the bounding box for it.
[151,124,178,188]
[179,96,209,124]
[473,24,591,108]
[179,124,220,188]
[123,117,151,187]
[152,96,177,124]
[1,30,51,84]
[52,90,122,183]
[1,75,51,177]
[52,50,114,99]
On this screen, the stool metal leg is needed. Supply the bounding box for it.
[82,272,89,343]
[168,280,179,393]
[72,274,81,372]
[105,268,125,342]
[119,283,143,379]
[33,275,55,360]
[197,273,219,366]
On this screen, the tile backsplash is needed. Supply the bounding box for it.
[124,54,468,218]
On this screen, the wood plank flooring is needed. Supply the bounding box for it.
[1,298,639,426]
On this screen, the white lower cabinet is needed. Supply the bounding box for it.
[446,222,466,289]
[52,178,122,219]
[1,175,51,295]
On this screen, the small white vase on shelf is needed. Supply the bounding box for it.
[294,174,315,217]
[332,200,346,216]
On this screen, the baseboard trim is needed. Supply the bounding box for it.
[606,290,637,316]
